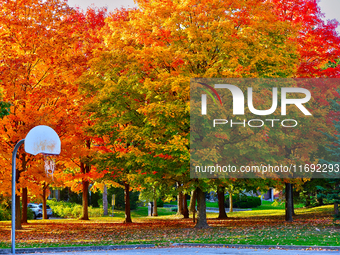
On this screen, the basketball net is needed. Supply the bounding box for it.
[43,154,56,179]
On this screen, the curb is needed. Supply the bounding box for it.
[0,244,155,254]
[172,243,340,251]
[1,243,339,253]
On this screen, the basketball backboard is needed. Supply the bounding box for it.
[24,125,61,156]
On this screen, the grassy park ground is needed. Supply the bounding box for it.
[0,202,339,249]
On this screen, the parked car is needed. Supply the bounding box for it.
[27,203,42,219]
[38,204,53,218]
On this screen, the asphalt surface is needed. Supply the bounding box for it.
[18,247,340,255]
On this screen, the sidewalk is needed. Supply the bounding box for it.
[1,243,339,254]
[2,245,339,255]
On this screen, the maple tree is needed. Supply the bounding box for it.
[53,6,108,221]
[0,0,338,234]
[82,0,304,228]
[0,0,100,227]
[316,92,340,222]
[269,0,340,222]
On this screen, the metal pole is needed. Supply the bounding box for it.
[11,139,24,254]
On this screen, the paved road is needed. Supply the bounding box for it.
[24,247,339,255]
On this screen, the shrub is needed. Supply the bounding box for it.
[71,205,82,218]
[0,204,33,221]
[47,200,81,218]
[89,207,104,217]
[27,208,34,220]
[46,200,108,218]
[0,206,10,221]
[225,195,261,208]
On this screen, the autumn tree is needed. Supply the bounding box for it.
[0,0,101,227]
[271,0,340,221]
[81,0,307,229]
[53,6,108,221]
[316,94,340,221]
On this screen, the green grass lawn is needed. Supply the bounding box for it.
[166,200,218,208]
[164,199,305,210]
[0,204,339,249]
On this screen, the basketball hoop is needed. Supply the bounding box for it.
[11,125,61,254]
[43,154,56,179]
[24,125,61,180]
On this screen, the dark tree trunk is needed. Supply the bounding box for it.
[79,161,90,220]
[124,182,132,223]
[195,187,209,229]
[80,180,89,220]
[177,191,184,216]
[153,198,158,216]
[182,193,189,218]
[103,184,108,216]
[16,153,27,229]
[42,183,48,219]
[285,183,293,222]
[79,140,92,220]
[335,183,339,216]
[217,187,227,219]
[15,194,22,230]
[15,165,22,230]
[21,187,28,223]
[189,190,197,213]
[291,184,296,216]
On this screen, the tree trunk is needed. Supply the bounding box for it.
[195,187,209,229]
[21,187,28,223]
[42,183,48,219]
[335,183,339,216]
[229,192,233,213]
[285,182,293,222]
[124,182,132,223]
[15,194,22,230]
[80,180,89,220]
[217,187,227,219]
[153,198,158,216]
[182,193,189,218]
[177,191,184,216]
[103,184,108,216]
[15,153,27,229]
[291,184,296,216]
[79,161,90,220]
[189,190,197,213]
[15,165,22,230]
